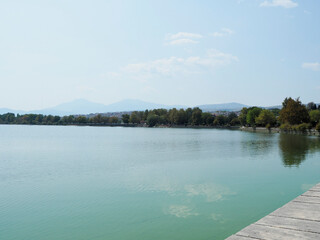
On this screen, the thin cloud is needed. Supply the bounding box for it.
[260,0,298,8]
[123,49,238,79]
[211,28,234,37]
[170,32,203,39]
[169,38,199,45]
[302,62,320,71]
[166,32,203,45]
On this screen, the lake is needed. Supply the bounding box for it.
[0,125,320,240]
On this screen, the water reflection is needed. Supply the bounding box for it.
[279,134,320,167]
[241,133,274,156]
[184,183,235,202]
[166,205,199,218]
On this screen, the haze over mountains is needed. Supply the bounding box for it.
[0,99,277,116]
[0,99,185,115]
[197,103,249,112]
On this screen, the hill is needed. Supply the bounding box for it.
[197,102,249,112]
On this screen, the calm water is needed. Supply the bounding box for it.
[1,125,320,240]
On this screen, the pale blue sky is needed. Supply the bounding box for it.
[0,0,319,110]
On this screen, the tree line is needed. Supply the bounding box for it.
[0,97,319,131]
[0,113,120,125]
[121,107,240,127]
[239,97,320,131]
[123,97,320,131]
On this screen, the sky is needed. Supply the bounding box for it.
[0,0,319,110]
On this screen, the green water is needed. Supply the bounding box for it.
[0,125,320,240]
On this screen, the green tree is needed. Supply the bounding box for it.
[101,116,110,123]
[129,112,140,124]
[53,116,61,124]
[152,109,167,116]
[168,108,178,124]
[307,102,317,111]
[309,110,320,127]
[122,114,130,124]
[136,111,144,121]
[143,110,149,121]
[185,108,193,125]
[4,113,15,123]
[191,107,202,125]
[109,116,119,124]
[76,116,87,123]
[255,109,276,127]
[147,114,160,127]
[61,116,69,124]
[213,115,227,126]
[269,108,281,117]
[92,114,102,123]
[230,117,240,126]
[67,115,75,123]
[35,114,44,124]
[246,107,262,126]
[45,115,54,124]
[282,97,290,108]
[159,115,167,124]
[279,97,310,125]
[227,112,237,124]
[177,109,187,125]
[201,112,214,125]
[239,108,248,126]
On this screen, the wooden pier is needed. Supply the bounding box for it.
[226,183,320,240]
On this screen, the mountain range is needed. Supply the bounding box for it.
[0,99,185,116]
[197,102,249,112]
[0,99,279,116]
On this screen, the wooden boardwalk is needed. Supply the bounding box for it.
[226,183,320,240]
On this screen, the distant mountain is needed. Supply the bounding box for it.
[197,102,249,112]
[31,99,109,116]
[264,105,282,110]
[0,108,26,115]
[0,99,286,116]
[0,99,186,116]
[103,99,185,113]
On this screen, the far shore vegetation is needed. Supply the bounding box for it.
[1,97,320,132]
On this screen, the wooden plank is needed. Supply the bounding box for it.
[279,201,320,212]
[256,215,320,234]
[309,188,320,192]
[225,183,320,239]
[309,189,320,193]
[293,195,320,204]
[310,184,320,191]
[226,235,257,240]
[235,224,320,240]
[270,202,320,221]
[302,191,320,198]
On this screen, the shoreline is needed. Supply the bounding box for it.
[240,126,320,136]
[1,123,319,136]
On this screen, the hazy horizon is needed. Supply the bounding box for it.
[1,0,319,110]
[0,97,280,112]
